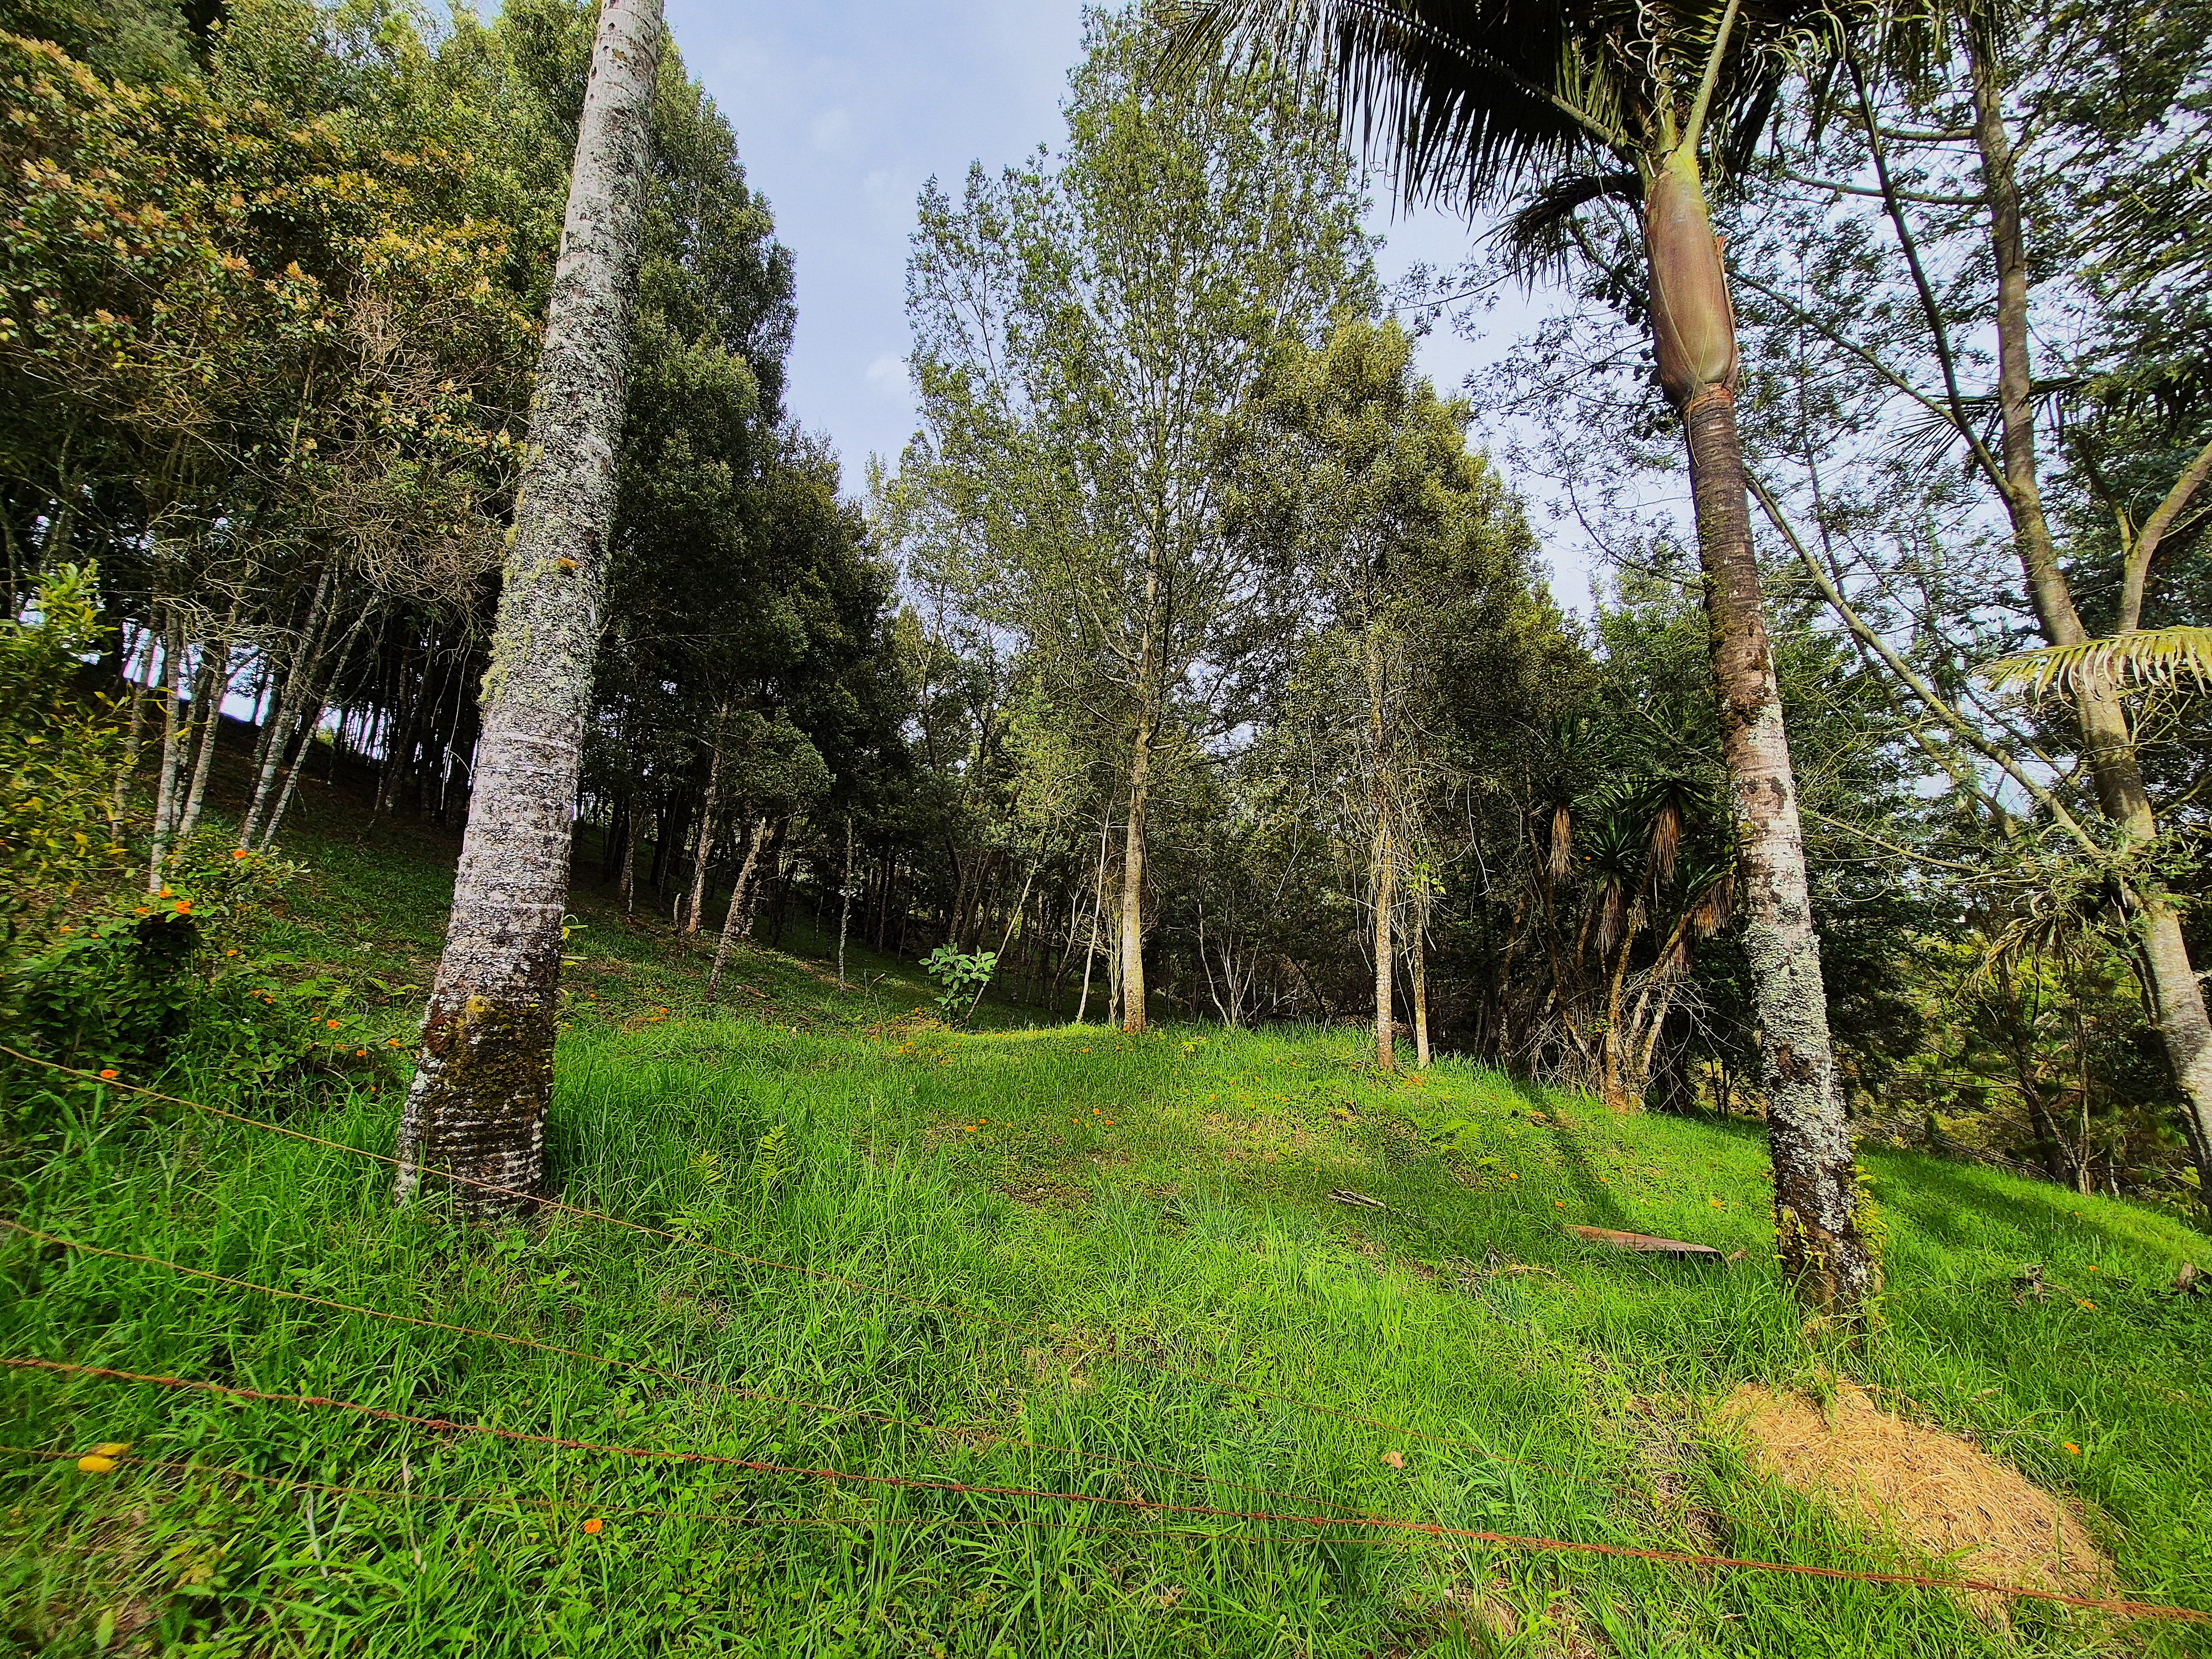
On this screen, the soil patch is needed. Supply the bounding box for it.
[1723,1382,2108,1614]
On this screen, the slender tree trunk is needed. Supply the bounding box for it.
[707,816,770,999]
[684,731,726,939]
[1411,920,1430,1070]
[1372,818,1395,1071]
[113,622,156,825]
[1076,813,1109,1025]
[838,814,854,992]
[1647,145,1873,1313]
[173,608,238,849]
[394,0,663,1214]
[1966,41,2212,1211]
[260,614,366,850]
[240,565,332,848]
[618,794,641,915]
[1120,723,1154,1034]
[147,611,186,888]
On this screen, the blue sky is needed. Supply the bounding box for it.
[661,1,1587,608]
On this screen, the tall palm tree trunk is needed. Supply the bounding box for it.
[1650,153,1875,1313]
[394,0,663,1215]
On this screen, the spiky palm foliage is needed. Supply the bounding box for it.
[1169,0,1872,255]
[1983,625,2212,699]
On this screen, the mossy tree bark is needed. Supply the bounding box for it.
[393,0,663,1215]
[1647,148,1876,1316]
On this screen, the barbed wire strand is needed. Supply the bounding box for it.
[0,1044,1566,1468]
[0,1228,1379,1520]
[7,1358,2201,1623]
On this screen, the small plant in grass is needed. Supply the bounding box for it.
[752,1121,794,1198]
[921,945,996,1024]
[667,1147,729,1240]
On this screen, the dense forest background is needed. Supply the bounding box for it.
[4,0,2209,1221]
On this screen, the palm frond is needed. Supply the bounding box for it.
[1168,0,1841,215]
[1166,0,1614,211]
[1497,169,1640,276]
[1981,626,2212,698]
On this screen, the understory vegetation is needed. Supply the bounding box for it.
[4,797,2209,1656]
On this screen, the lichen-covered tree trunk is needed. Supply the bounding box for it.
[393,0,662,1215]
[1648,149,1875,1315]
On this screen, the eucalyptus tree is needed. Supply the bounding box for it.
[899,4,1374,1034]
[393,0,663,1215]
[1175,0,1891,1311]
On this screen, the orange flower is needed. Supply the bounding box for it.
[387,1038,401,1047]
[2063,1442,2081,1455]
[98,1068,118,1079]
[232,848,250,859]
[173,899,192,914]
[2075,1298,2096,1310]
[582,1517,603,1535]
[356,1048,367,1057]
[325,1018,341,1029]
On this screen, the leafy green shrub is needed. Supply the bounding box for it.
[921,945,997,1024]
[0,563,128,943]
[0,570,383,1128]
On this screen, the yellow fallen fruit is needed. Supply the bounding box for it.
[76,1455,118,1474]
[92,1442,131,1457]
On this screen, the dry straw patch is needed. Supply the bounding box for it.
[1723,1382,2109,1615]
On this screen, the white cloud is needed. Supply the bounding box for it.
[864,353,908,400]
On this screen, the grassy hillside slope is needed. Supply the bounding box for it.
[4,773,2209,1657]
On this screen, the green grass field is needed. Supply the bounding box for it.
[4,775,2210,1657]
